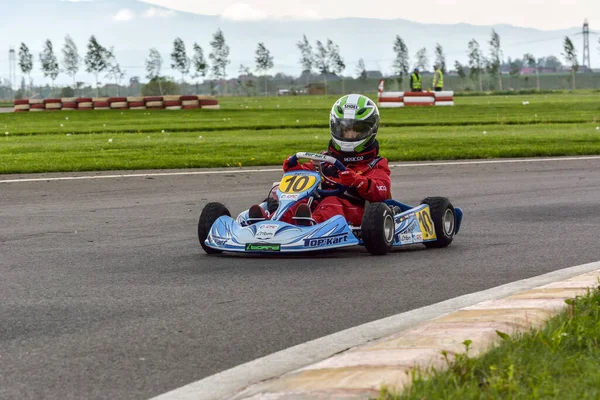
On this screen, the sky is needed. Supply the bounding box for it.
[142,0,599,31]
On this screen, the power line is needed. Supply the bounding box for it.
[583,19,591,69]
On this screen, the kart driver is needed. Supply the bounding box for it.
[248,94,392,227]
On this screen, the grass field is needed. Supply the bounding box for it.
[380,288,600,400]
[1,92,599,174]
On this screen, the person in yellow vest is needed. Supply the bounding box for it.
[432,64,444,91]
[410,68,422,92]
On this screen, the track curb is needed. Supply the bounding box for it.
[151,261,600,400]
[230,268,600,399]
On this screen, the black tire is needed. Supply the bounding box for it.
[361,203,395,256]
[421,197,456,248]
[198,202,231,254]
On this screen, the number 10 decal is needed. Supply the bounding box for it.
[418,209,436,239]
[279,175,317,193]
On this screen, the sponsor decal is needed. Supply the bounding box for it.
[413,232,423,243]
[377,185,387,191]
[303,152,327,160]
[397,218,417,233]
[245,243,281,252]
[344,156,364,163]
[368,157,383,169]
[255,224,279,240]
[344,103,359,110]
[303,233,349,247]
[400,233,413,245]
[396,212,415,223]
[212,238,228,246]
[279,193,299,201]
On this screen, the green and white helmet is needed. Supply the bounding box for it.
[329,94,380,153]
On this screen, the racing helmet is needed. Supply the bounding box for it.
[329,94,380,158]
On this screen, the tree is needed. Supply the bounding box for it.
[18,43,33,94]
[191,43,208,94]
[105,51,125,96]
[454,60,467,89]
[146,48,164,95]
[85,35,111,97]
[39,39,60,93]
[355,58,367,80]
[488,29,502,90]
[562,36,578,90]
[523,53,539,90]
[314,40,329,94]
[467,39,484,91]
[62,35,80,93]
[255,42,274,95]
[209,29,231,95]
[392,35,409,86]
[414,47,428,71]
[142,77,179,96]
[327,39,345,93]
[314,40,329,74]
[171,38,190,94]
[239,64,250,76]
[238,64,252,96]
[434,43,446,74]
[509,59,521,79]
[296,35,313,85]
[544,55,562,71]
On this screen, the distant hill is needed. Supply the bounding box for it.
[0,0,592,86]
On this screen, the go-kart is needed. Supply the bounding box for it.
[198,152,463,256]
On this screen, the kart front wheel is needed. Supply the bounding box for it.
[361,203,395,256]
[421,197,456,248]
[198,202,231,254]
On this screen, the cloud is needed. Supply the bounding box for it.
[143,7,177,18]
[113,9,135,22]
[221,3,268,21]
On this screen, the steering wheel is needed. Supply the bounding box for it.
[286,152,348,197]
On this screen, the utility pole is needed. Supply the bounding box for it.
[9,46,17,98]
[582,19,591,70]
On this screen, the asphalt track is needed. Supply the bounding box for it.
[2,158,600,400]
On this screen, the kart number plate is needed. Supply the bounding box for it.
[279,175,317,194]
[416,207,437,241]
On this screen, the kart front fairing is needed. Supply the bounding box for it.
[204,169,360,253]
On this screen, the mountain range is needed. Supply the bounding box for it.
[0,0,595,86]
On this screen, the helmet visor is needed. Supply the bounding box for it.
[331,119,374,142]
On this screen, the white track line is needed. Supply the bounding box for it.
[2,156,600,184]
[150,260,600,400]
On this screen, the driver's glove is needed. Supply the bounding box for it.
[338,170,368,190]
[282,156,298,172]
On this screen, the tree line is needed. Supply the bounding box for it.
[16,28,594,96]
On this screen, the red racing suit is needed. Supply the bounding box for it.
[278,155,392,226]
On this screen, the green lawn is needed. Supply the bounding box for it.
[0,93,598,136]
[2,123,599,174]
[381,287,600,400]
[0,92,599,174]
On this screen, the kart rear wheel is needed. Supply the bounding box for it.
[421,197,456,248]
[198,202,231,254]
[361,203,395,256]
